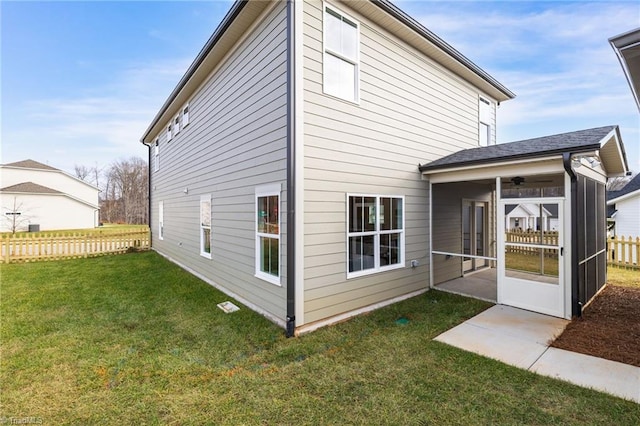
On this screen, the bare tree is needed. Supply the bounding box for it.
[72,157,148,225]
[2,197,31,234]
[74,164,91,182]
[104,157,148,224]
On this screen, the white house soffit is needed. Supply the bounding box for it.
[609,28,640,112]
[598,127,629,176]
[141,0,273,144]
[425,157,563,184]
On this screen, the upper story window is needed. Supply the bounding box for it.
[182,104,190,127]
[154,139,160,172]
[347,195,404,278]
[323,5,359,103]
[167,123,173,142]
[479,97,492,146]
[174,115,181,135]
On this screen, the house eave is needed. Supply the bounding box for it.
[609,28,640,112]
[140,0,273,144]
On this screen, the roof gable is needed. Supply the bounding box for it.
[0,181,62,194]
[3,159,59,171]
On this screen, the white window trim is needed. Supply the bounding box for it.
[255,184,282,286]
[174,115,181,135]
[479,96,492,146]
[154,139,159,172]
[322,2,360,104]
[167,123,173,142]
[182,103,190,127]
[346,194,405,279]
[158,201,164,240]
[200,194,212,259]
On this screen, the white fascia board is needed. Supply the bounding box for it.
[426,157,563,184]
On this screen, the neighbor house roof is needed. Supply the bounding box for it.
[0,181,62,194]
[610,28,640,112]
[419,126,628,175]
[3,159,59,171]
[607,173,640,204]
[141,0,515,144]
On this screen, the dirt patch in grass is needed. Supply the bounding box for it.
[551,285,640,367]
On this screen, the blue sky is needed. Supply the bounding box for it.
[2,1,639,175]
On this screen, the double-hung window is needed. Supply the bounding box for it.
[158,201,164,240]
[182,104,190,127]
[347,195,404,277]
[200,195,212,258]
[255,185,280,285]
[323,5,359,103]
[174,115,181,135]
[154,139,159,172]
[479,97,492,146]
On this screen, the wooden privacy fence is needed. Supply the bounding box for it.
[1,228,150,263]
[607,236,640,269]
[505,231,559,257]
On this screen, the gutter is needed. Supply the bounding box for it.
[563,152,580,317]
[146,143,152,242]
[285,0,296,338]
[419,145,600,173]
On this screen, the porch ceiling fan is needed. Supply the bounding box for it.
[506,176,556,186]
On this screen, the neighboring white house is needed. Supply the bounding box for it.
[505,203,558,232]
[0,159,100,232]
[141,0,628,335]
[607,173,640,238]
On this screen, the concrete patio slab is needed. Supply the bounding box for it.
[434,321,549,369]
[532,347,640,403]
[434,305,640,403]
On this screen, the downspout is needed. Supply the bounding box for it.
[285,0,296,337]
[145,143,152,243]
[563,152,580,317]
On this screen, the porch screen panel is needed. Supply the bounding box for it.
[575,176,607,314]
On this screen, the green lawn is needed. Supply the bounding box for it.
[608,266,640,289]
[1,252,638,424]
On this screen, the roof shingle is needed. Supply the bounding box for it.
[0,182,62,194]
[420,126,617,172]
[3,159,59,171]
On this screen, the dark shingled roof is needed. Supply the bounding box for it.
[419,126,616,172]
[0,182,62,194]
[3,159,59,171]
[608,173,640,201]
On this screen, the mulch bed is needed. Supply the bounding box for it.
[551,285,640,367]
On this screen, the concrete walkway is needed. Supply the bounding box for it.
[434,305,640,403]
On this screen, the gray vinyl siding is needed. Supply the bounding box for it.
[432,183,492,284]
[150,2,288,322]
[304,0,490,324]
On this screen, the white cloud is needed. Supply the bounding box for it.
[2,58,190,173]
[403,0,640,170]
